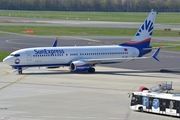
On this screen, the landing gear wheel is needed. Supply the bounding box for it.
[88,68,95,73]
[18,70,22,74]
[91,68,95,73]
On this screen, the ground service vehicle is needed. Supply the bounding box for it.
[130,82,180,117]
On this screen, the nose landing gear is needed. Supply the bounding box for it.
[17,67,22,74]
[18,70,22,74]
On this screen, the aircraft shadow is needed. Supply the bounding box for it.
[159,69,180,74]
[20,69,180,78]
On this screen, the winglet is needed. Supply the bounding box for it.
[152,45,162,62]
[52,37,58,47]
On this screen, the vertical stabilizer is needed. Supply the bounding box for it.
[52,37,58,47]
[121,11,156,47]
[120,11,157,56]
[132,11,156,43]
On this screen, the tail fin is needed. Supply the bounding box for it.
[52,37,58,47]
[120,11,157,56]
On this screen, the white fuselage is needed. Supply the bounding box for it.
[4,45,139,68]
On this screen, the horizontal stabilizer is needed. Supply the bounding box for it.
[151,45,162,62]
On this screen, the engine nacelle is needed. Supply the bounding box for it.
[70,61,90,71]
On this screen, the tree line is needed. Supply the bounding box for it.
[0,0,180,12]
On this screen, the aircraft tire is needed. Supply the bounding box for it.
[18,70,22,74]
[88,68,95,73]
[91,68,95,73]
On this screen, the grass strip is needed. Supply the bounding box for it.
[150,42,180,51]
[0,26,179,37]
[0,33,15,36]
[0,51,10,62]
[0,10,180,24]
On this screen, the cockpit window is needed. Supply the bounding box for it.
[14,54,20,57]
[10,54,20,57]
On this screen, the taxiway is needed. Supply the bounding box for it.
[0,63,180,120]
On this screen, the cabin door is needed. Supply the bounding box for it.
[26,51,32,61]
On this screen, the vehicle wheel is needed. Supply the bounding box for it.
[138,107,143,112]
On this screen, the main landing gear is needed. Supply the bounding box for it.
[88,68,95,73]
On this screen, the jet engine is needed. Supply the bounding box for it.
[70,61,90,71]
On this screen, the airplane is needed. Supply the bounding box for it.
[3,11,161,74]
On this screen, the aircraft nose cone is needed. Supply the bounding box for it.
[3,56,12,64]
[3,57,7,63]
[3,57,8,63]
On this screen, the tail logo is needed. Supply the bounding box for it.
[136,20,154,37]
